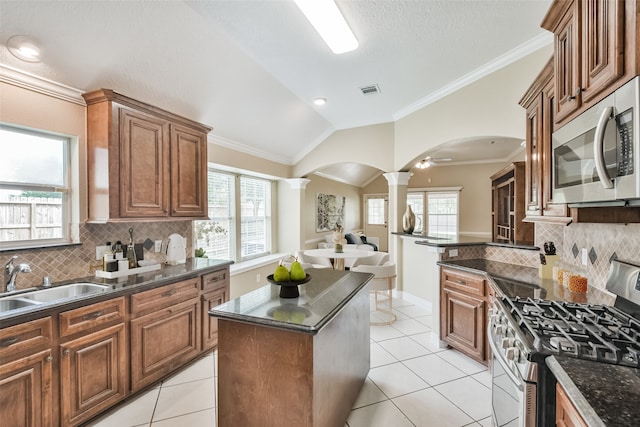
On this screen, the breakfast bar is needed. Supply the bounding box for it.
[209,268,373,427]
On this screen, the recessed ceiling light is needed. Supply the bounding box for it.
[7,35,41,62]
[294,0,358,54]
[314,98,327,106]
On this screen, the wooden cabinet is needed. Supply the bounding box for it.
[0,318,54,427]
[541,0,637,126]
[440,268,489,364]
[201,269,230,350]
[556,383,588,427]
[58,298,127,426]
[490,162,534,245]
[83,89,211,222]
[520,58,571,224]
[130,278,201,391]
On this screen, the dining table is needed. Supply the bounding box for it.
[303,248,375,271]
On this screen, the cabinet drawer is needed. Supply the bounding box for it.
[130,278,199,316]
[441,268,486,297]
[59,297,126,338]
[201,269,228,292]
[0,317,53,360]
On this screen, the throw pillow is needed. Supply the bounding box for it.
[344,233,357,244]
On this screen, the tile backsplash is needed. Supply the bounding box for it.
[1,221,193,290]
[536,222,640,290]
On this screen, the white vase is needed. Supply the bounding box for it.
[402,204,415,234]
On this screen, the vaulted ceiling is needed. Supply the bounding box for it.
[1,0,552,184]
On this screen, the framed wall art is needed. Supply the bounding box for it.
[315,193,345,232]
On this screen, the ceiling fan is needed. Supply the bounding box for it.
[415,156,452,169]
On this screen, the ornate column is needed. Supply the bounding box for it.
[278,178,311,254]
[383,172,412,292]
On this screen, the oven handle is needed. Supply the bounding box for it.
[487,324,524,392]
[593,105,615,189]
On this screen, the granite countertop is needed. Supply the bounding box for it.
[547,356,640,427]
[392,232,538,250]
[209,268,373,335]
[437,258,615,305]
[0,257,233,327]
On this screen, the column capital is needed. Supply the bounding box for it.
[283,178,311,190]
[383,172,413,186]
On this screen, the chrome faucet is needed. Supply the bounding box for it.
[4,256,32,293]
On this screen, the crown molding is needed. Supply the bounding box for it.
[207,133,293,165]
[393,33,553,121]
[0,63,85,106]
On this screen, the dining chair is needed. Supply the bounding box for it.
[294,250,332,269]
[351,262,397,325]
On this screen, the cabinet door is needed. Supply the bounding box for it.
[525,97,543,216]
[202,287,228,350]
[554,1,582,122]
[130,299,201,391]
[440,288,485,363]
[0,349,53,427]
[59,323,127,426]
[556,383,588,427]
[580,0,625,103]
[170,124,208,217]
[119,108,170,218]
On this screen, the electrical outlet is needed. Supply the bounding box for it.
[581,248,588,266]
[96,245,108,260]
[449,249,458,257]
[256,273,261,283]
[155,240,162,252]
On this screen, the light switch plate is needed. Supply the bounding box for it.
[581,248,588,266]
[449,249,458,257]
[96,245,109,260]
[155,240,162,252]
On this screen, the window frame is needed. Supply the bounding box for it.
[0,123,77,250]
[408,187,461,237]
[195,168,273,263]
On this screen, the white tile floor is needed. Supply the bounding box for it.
[85,292,493,427]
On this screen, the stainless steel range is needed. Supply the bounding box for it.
[488,259,640,426]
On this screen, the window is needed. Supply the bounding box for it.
[408,190,459,236]
[194,170,272,262]
[427,192,458,236]
[0,125,72,249]
[366,196,386,225]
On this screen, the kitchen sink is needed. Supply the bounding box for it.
[0,297,40,312]
[20,283,110,303]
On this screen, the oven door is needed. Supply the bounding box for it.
[488,326,537,426]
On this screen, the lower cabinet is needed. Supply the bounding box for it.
[0,266,230,427]
[0,349,54,427]
[556,383,588,427]
[0,317,54,427]
[440,267,489,364]
[58,297,128,426]
[130,287,201,391]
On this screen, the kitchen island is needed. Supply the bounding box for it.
[209,268,373,427]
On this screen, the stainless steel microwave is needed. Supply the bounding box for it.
[552,76,639,205]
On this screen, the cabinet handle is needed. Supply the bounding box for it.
[63,349,70,356]
[82,310,105,321]
[162,289,176,297]
[452,279,467,286]
[46,356,53,363]
[207,275,223,284]
[0,336,19,347]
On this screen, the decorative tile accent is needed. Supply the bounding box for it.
[2,221,194,290]
[143,238,155,250]
[571,243,579,258]
[588,247,597,265]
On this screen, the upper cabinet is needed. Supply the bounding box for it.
[83,89,211,223]
[541,0,638,126]
[519,58,571,224]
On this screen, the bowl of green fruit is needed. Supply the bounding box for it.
[267,256,311,298]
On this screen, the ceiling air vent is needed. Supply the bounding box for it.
[359,84,381,95]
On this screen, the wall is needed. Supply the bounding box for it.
[303,175,362,248]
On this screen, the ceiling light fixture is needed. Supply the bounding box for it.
[415,159,432,169]
[7,35,41,62]
[294,0,358,54]
[314,97,327,106]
